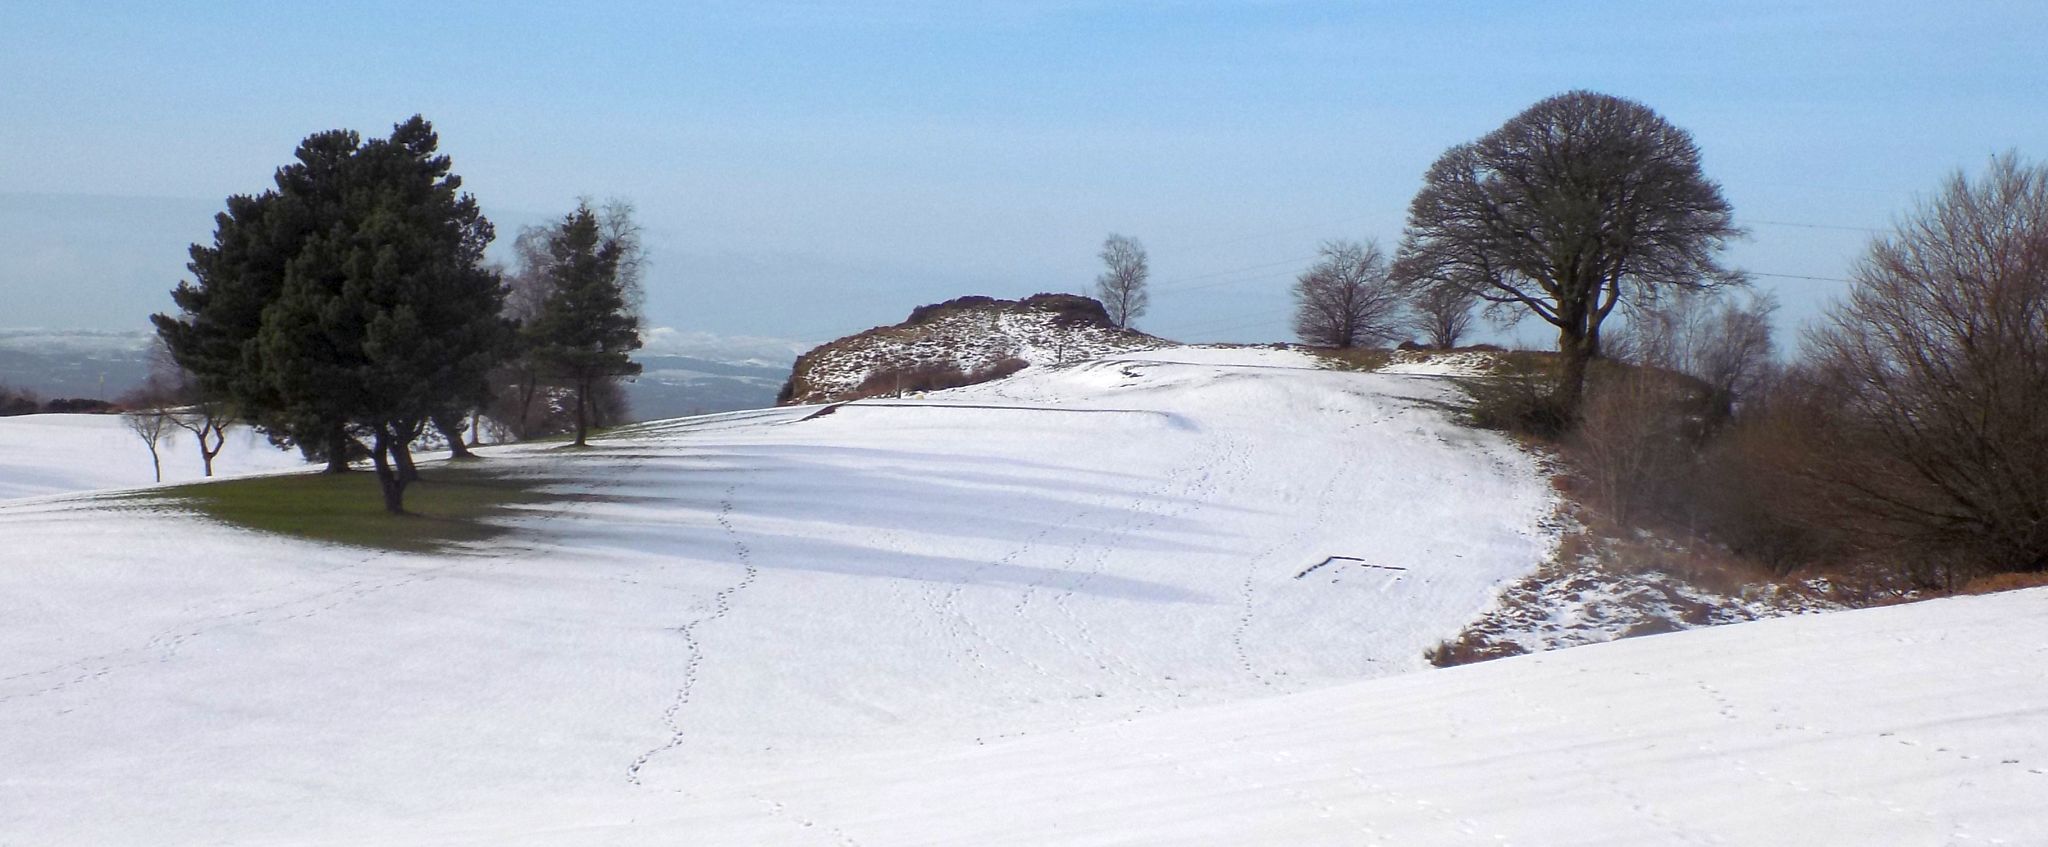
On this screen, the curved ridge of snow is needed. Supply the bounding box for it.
[0,346,1564,844]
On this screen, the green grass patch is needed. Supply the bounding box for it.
[158,463,556,553]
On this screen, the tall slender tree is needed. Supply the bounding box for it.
[1094,234,1150,329]
[526,201,644,447]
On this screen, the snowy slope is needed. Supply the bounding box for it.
[0,413,309,500]
[4,348,2037,844]
[406,587,2048,846]
[0,347,1562,844]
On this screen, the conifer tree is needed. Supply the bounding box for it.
[155,116,510,513]
[525,202,644,447]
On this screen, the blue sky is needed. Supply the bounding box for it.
[3,1,2045,347]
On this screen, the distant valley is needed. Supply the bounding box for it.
[0,328,805,418]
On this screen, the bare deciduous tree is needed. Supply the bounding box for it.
[148,341,233,477]
[1615,289,1779,420]
[1094,234,1149,329]
[1291,239,1406,349]
[1393,90,1743,415]
[119,379,176,483]
[1406,283,1479,349]
[1567,288,1779,525]
[490,224,555,440]
[1800,152,2048,580]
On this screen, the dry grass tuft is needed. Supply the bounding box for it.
[1959,571,2048,595]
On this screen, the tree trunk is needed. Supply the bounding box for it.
[573,374,590,447]
[515,371,538,440]
[1555,328,1596,422]
[393,435,420,485]
[147,446,162,483]
[198,422,224,477]
[324,425,353,474]
[435,412,474,459]
[370,428,406,514]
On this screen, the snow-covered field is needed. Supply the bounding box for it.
[0,412,309,500]
[1,347,2038,845]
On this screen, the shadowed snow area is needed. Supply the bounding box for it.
[11,347,2032,844]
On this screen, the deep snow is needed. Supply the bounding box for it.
[1,347,2033,845]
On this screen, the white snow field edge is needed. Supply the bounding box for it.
[0,346,2033,844]
[0,412,310,501]
[389,588,2048,847]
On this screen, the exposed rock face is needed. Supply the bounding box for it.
[777,293,1165,405]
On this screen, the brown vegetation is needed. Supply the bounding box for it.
[850,358,1030,400]
[780,294,1159,405]
[1791,153,2048,583]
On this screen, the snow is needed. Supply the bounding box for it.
[0,346,2035,845]
[457,587,2042,847]
[0,413,311,500]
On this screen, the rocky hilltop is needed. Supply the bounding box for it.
[777,293,1164,405]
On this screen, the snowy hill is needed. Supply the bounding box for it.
[1,346,2035,845]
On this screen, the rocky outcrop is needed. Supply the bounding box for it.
[777,294,1164,405]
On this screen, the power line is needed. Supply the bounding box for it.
[1158,214,1377,254]
[1744,272,1859,284]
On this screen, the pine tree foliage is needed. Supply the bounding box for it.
[152,116,510,513]
[525,202,645,447]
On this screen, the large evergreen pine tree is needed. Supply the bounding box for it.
[526,202,643,447]
[154,130,363,471]
[154,116,510,513]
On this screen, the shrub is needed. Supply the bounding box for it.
[1314,347,1393,372]
[1424,633,1527,668]
[1795,154,2048,581]
[43,397,118,414]
[1960,571,2048,595]
[850,357,1030,399]
[1566,363,1716,522]
[1455,358,1575,439]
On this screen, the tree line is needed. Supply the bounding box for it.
[147,116,643,513]
[1085,90,2046,586]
